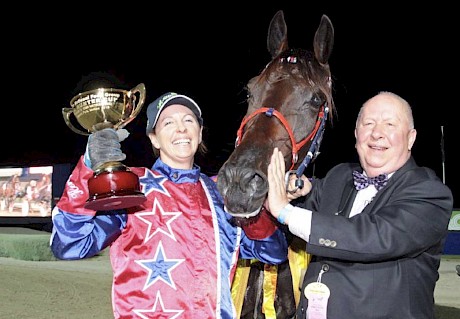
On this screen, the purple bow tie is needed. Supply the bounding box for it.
[352,171,388,191]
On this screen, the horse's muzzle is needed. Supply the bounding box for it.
[216,164,268,219]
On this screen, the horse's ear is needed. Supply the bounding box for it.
[314,14,334,65]
[267,10,289,58]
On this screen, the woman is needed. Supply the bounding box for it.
[50,91,288,319]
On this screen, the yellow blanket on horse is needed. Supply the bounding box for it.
[231,237,310,318]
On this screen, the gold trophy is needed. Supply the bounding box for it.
[63,83,147,211]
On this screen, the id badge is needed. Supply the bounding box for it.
[304,282,330,319]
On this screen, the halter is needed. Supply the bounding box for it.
[235,52,330,192]
[235,103,329,188]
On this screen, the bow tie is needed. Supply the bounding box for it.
[352,171,388,191]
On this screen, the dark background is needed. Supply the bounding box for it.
[2,3,457,207]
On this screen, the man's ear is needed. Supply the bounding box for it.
[408,129,417,151]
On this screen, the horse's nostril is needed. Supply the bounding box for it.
[248,172,267,194]
[217,165,268,211]
[233,167,266,195]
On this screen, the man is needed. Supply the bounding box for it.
[266,91,453,318]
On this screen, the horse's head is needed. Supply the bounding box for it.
[217,10,334,224]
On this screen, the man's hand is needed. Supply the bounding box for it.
[266,148,312,219]
[286,174,312,200]
[266,148,290,218]
[87,128,127,170]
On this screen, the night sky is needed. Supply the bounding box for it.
[2,4,457,207]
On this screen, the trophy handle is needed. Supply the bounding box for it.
[62,108,91,136]
[118,83,146,130]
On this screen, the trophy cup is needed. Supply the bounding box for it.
[62,83,147,211]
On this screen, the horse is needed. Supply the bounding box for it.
[216,10,335,318]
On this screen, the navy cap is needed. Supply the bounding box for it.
[146,92,203,134]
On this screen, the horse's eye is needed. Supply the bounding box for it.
[311,93,324,108]
[245,88,254,103]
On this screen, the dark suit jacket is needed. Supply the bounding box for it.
[295,157,453,319]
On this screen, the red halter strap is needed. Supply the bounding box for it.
[235,106,325,170]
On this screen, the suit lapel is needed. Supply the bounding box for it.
[336,183,357,217]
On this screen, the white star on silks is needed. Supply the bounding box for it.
[135,242,184,291]
[133,291,184,319]
[139,169,171,197]
[136,198,182,243]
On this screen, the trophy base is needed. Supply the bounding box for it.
[86,163,146,211]
[85,192,146,211]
